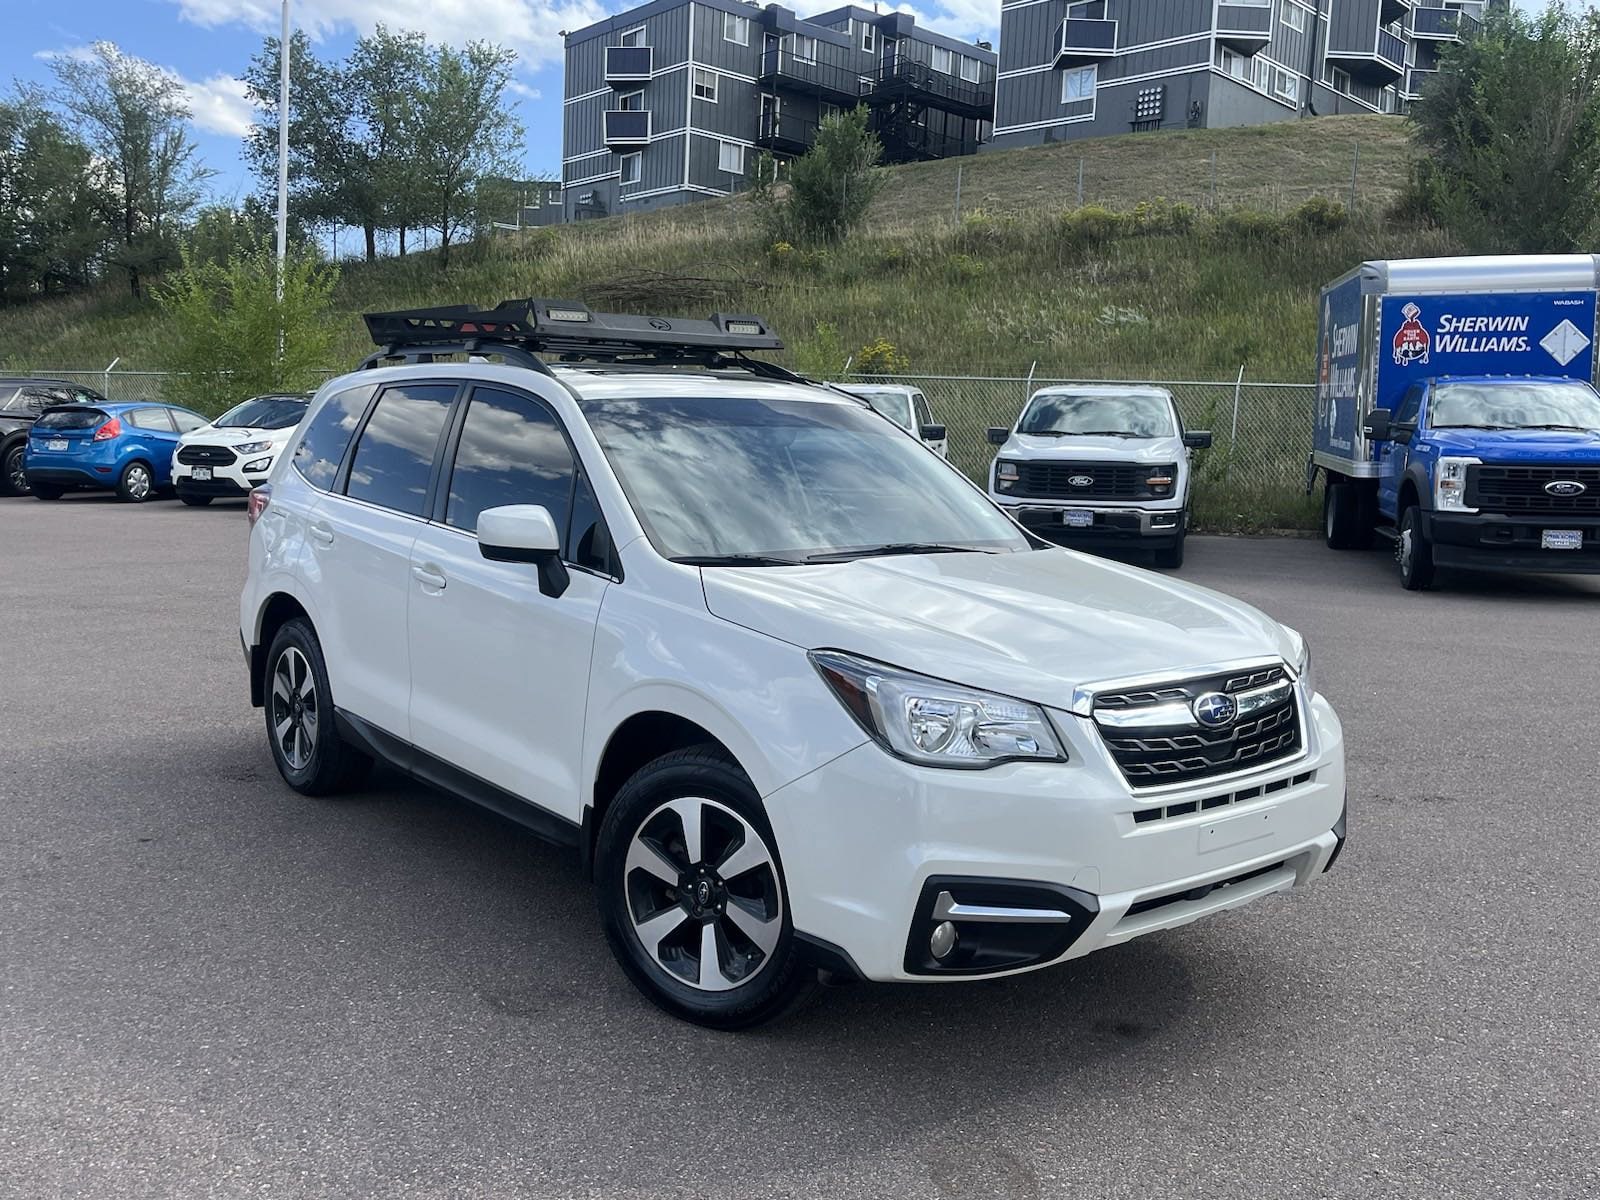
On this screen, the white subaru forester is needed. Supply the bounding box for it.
[239,301,1346,1029]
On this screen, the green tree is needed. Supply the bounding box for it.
[0,86,108,301]
[765,107,884,245]
[347,26,429,257]
[1411,2,1600,251]
[407,40,523,269]
[185,198,309,268]
[51,42,209,297]
[154,242,340,413]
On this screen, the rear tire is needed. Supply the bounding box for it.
[179,493,213,507]
[3,443,28,496]
[1397,506,1436,591]
[116,461,154,503]
[31,484,64,501]
[596,747,816,1030]
[1324,478,1373,550]
[1153,530,1186,570]
[264,619,372,796]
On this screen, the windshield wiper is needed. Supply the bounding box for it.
[1431,424,1514,431]
[1077,430,1142,437]
[1020,429,1072,437]
[670,554,807,567]
[802,543,992,563]
[1519,423,1594,432]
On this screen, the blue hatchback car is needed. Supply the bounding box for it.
[25,402,210,503]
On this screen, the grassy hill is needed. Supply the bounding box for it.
[1,115,1446,529]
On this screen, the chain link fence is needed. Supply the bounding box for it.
[29,367,1321,530]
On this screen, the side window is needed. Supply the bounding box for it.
[912,392,933,429]
[345,383,456,516]
[293,384,377,490]
[171,409,208,433]
[1396,383,1425,427]
[445,387,574,534]
[0,388,18,411]
[18,389,57,415]
[128,407,176,431]
[567,471,616,574]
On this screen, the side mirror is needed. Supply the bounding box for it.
[478,504,570,598]
[1363,409,1392,442]
[986,426,1010,446]
[1183,430,1213,450]
[920,423,947,442]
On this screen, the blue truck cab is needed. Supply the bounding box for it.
[1311,255,1600,589]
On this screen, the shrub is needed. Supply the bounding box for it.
[854,337,909,375]
[946,253,985,283]
[1289,195,1348,232]
[1128,198,1199,236]
[793,321,847,378]
[759,107,884,245]
[1059,204,1125,247]
[1214,208,1283,242]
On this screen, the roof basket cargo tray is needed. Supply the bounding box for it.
[359,299,799,380]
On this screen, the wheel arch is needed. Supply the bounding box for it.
[249,592,315,707]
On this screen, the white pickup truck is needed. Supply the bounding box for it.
[986,385,1211,568]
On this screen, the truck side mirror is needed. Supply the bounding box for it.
[986,426,1010,446]
[1363,409,1392,442]
[1183,430,1213,449]
[920,424,947,442]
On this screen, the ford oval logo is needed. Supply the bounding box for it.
[1068,474,1094,488]
[1192,692,1238,729]
[1545,480,1588,497]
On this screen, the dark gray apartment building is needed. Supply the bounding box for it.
[561,1,997,221]
[990,0,1505,149]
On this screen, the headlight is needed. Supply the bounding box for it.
[235,441,273,455]
[243,456,273,473]
[995,460,1019,492]
[1434,457,1480,512]
[1286,628,1317,699]
[810,650,1065,769]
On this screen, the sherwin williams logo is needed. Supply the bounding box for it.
[1545,480,1588,497]
[1392,302,1430,366]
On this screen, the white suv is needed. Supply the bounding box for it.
[173,393,309,506]
[239,302,1346,1029]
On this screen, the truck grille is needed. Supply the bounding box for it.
[177,444,239,466]
[1467,465,1600,514]
[1091,664,1303,788]
[1012,460,1174,501]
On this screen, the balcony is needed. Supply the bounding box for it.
[602,109,651,148]
[755,111,818,157]
[1401,65,1436,100]
[1380,0,1412,24]
[865,59,995,120]
[874,118,984,164]
[757,48,869,106]
[1216,3,1273,56]
[1327,26,1406,85]
[1411,5,1479,40]
[605,46,652,87]
[1055,13,1118,66]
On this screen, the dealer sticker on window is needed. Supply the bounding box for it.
[1063,510,1095,529]
[1541,530,1583,551]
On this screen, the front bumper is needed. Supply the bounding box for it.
[1423,511,1600,574]
[993,497,1186,543]
[765,692,1345,982]
[173,463,269,499]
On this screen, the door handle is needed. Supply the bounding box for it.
[309,522,334,545]
[412,564,447,590]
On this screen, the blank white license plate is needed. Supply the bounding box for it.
[1063,509,1095,528]
[46,439,68,451]
[1542,529,1583,550]
[192,466,212,481]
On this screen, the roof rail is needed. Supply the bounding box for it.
[359,299,802,381]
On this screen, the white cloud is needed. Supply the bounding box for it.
[794,0,999,41]
[507,80,543,101]
[181,73,256,138]
[169,0,606,70]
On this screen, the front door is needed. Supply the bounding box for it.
[406,384,611,822]
[1378,382,1425,518]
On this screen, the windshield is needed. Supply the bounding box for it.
[1430,381,1600,431]
[214,396,309,430]
[582,395,1031,562]
[1018,392,1177,438]
[852,390,915,431]
[35,407,108,430]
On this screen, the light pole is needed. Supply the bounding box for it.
[275,0,290,302]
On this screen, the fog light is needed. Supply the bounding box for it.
[930,920,958,960]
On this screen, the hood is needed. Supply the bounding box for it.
[701,549,1294,711]
[1000,433,1182,464]
[1427,427,1600,463]
[182,425,295,445]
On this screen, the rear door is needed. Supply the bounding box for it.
[126,407,184,483]
[310,380,458,740]
[406,383,613,820]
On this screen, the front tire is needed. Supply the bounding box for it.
[3,444,29,496]
[1397,506,1436,591]
[1153,530,1186,570]
[596,748,815,1030]
[116,461,154,503]
[264,619,372,795]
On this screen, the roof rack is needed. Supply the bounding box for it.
[359,299,805,383]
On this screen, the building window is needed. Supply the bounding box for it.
[618,89,643,111]
[789,33,817,63]
[820,101,840,122]
[620,152,641,185]
[1326,65,1352,94]
[724,13,749,46]
[718,141,744,174]
[1380,86,1396,113]
[1282,3,1306,33]
[1216,47,1249,81]
[858,21,876,53]
[619,26,646,47]
[1275,67,1299,102]
[960,55,981,83]
[1061,64,1096,104]
[1253,55,1271,91]
[932,46,953,74]
[693,68,717,102]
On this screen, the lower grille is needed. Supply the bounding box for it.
[1092,663,1303,788]
[1468,464,1600,514]
[178,444,239,466]
[1012,460,1174,502]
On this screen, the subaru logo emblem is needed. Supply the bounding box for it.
[1192,692,1237,728]
[1545,480,1587,497]
[1068,475,1094,487]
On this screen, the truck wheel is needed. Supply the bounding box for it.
[1154,531,1186,570]
[1324,480,1373,550]
[1397,507,1436,591]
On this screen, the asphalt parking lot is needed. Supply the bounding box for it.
[2,493,1598,1200]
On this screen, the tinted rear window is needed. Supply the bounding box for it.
[292,385,376,490]
[36,408,109,430]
